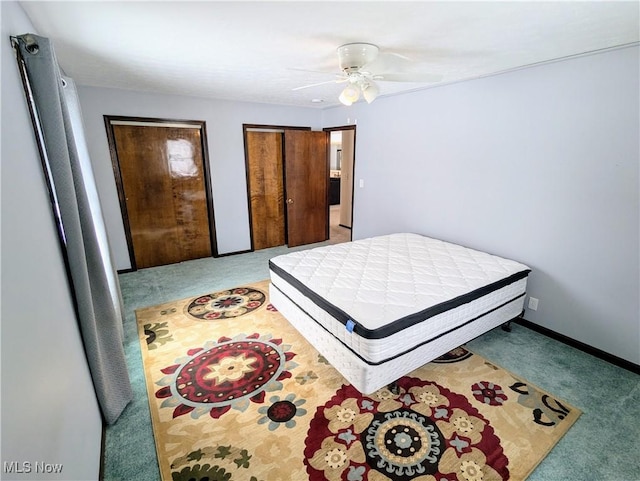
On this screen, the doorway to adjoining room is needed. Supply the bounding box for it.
[326,127,354,245]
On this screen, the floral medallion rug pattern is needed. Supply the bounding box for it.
[137,280,580,481]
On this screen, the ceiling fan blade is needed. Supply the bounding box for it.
[292,78,348,91]
[387,51,413,62]
[373,72,443,83]
[363,52,412,73]
[288,67,336,75]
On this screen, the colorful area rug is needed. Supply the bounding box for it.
[137,280,580,481]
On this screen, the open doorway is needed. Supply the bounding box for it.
[325,125,355,245]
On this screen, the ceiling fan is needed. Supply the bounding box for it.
[293,42,442,105]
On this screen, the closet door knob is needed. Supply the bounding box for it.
[286,198,294,204]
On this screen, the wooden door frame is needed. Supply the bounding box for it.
[104,115,218,271]
[242,124,310,251]
[323,125,356,238]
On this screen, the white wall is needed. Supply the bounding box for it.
[77,87,321,269]
[1,2,103,479]
[322,46,639,365]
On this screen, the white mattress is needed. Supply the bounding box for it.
[268,233,530,393]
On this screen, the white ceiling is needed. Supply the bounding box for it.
[20,1,640,109]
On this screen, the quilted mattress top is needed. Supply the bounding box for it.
[269,233,530,338]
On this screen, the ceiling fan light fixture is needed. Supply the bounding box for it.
[297,41,437,107]
[339,83,360,106]
[338,91,352,106]
[362,81,379,104]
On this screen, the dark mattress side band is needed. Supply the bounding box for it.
[269,259,530,340]
[271,282,525,366]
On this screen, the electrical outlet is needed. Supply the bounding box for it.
[359,179,364,188]
[528,297,539,311]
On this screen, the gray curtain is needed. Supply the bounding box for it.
[14,33,132,424]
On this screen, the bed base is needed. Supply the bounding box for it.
[270,283,526,395]
[384,310,524,393]
[501,309,525,332]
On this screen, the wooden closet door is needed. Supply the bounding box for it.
[112,123,212,268]
[284,130,329,247]
[246,131,285,250]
